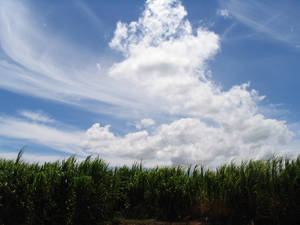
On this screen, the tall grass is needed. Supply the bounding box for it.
[0,152,299,225]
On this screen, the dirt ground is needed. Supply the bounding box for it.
[105,221,204,225]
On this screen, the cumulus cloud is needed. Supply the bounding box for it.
[136,118,156,129]
[108,0,260,122]
[83,117,292,167]
[82,0,294,166]
[109,0,220,115]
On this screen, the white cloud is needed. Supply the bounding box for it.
[19,110,55,123]
[75,1,104,30]
[96,63,102,71]
[221,0,300,48]
[0,0,159,119]
[136,118,155,129]
[107,0,269,127]
[109,0,221,116]
[0,116,84,155]
[83,117,292,167]
[217,9,230,18]
[82,0,294,166]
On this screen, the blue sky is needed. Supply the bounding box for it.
[0,0,300,167]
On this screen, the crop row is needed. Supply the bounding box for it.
[0,151,299,225]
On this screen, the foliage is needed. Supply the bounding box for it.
[0,152,299,225]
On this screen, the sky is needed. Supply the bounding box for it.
[1,0,300,167]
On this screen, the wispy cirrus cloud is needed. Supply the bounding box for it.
[74,1,105,31]
[0,115,84,155]
[220,0,300,48]
[0,0,159,119]
[18,110,56,124]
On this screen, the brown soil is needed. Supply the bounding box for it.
[105,221,204,225]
